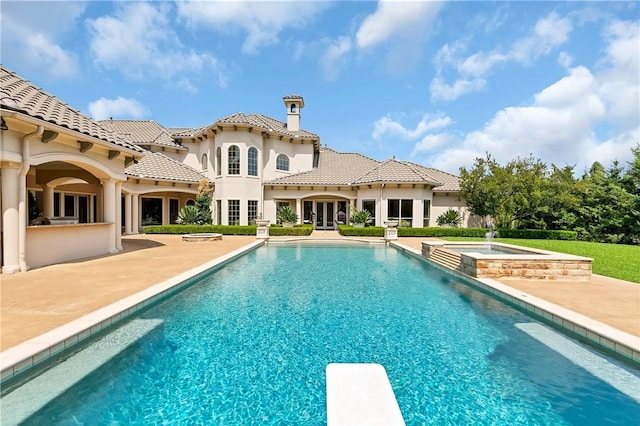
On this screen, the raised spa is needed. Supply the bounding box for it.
[422,241,592,280]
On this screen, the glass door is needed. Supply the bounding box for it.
[315,202,336,230]
[316,202,324,229]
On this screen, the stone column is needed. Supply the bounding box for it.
[295,198,302,225]
[2,164,21,273]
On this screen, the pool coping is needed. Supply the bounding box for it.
[0,240,265,385]
[391,241,640,365]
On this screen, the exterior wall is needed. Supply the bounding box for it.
[26,222,112,268]
[262,138,314,180]
[432,192,480,227]
[377,185,433,228]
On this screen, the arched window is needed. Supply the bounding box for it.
[202,153,208,171]
[228,145,240,175]
[248,147,258,176]
[216,147,222,176]
[290,103,297,113]
[276,154,289,171]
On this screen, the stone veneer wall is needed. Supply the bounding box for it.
[461,257,592,280]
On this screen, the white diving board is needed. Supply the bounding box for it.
[326,363,405,426]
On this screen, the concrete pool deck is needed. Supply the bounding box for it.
[1,233,638,354]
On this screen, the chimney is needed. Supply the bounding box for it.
[282,95,304,132]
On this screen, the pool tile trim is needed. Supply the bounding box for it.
[0,240,265,385]
[391,241,640,365]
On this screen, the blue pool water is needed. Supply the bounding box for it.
[13,244,640,424]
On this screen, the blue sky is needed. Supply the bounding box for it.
[2,1,638,175]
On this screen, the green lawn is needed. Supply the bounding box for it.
[442,237,640,283]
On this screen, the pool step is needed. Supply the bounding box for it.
[430,248,462,270]
[326,363,405,426]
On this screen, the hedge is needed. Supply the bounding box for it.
[338,226,384,237]
[496,228,577,240]
[142,224,314,236]
[338,226,577,240]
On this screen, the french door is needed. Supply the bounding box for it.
[315,202,335,230]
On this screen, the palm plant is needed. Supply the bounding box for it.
[436,209,462,227]
[176,205,202,225]
[350,209,372,227]
[277,205,299,225]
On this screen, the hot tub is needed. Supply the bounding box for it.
[422,241,592,280]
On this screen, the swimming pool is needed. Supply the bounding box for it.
[3,243,639,424]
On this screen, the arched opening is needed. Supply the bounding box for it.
[276,154,289,171]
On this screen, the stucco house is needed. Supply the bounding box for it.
[1,65,475,273]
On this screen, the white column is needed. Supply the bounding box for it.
[115,181,123,251]
[89,195,95,223]
[2,164,21,273]
[132,194,139,234]
[43,184,54,217]
[295,198,302,225]
[102,179,118,253]
[124,193,132,234]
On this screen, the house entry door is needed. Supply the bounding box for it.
[315,202,335,230]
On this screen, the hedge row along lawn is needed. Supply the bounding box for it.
[442,237,640,284]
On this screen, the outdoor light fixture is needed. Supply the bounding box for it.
[0,118,7,131]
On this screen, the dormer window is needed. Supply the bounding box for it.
[276,154,290,171]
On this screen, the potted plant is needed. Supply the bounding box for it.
[277,205,298,227]
[350,209,372,228]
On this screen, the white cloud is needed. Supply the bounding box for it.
[88,97,149,121]
[87,2,226,88]
[411,133,458,155]
[176,1,329,54]
[431,11,575,101]
[320,36,352,81]
[372,113,453,142]
[557,51,574,69]
[596,20,640,130]
[429,77,486,102]
[355,1,442,49]
[0,2,85,79]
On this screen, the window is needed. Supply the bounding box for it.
[228,200,240,225]
[248,200,258,224]
[388,199,413,227]
[216,200,222,225]
[169,199,180,224]
[362,199,376,224]
[290,103,297,113]
[216,147,222,176]
[141,198,162,225]
[248,147,258,176]
[228,145,240,175]
[276,154,289,171]
[202,153,208,171]
[303,201,314,224]
[423,199,431,227]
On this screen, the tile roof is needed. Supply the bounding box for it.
[353,159,442,185]
[99,120,186,150]
[265,148,379,185]
[0,65,143,153]
[214,112,319,140]
[125,151,206,183]
[265,148,461,190]
[167,127,207,138]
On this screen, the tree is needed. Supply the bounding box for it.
[620,145,640,243]
[196,179,213,225]
[459,154,549,229]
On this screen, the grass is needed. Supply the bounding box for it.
[441,237,640,283]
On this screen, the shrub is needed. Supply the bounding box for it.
[338,225,384,237]
[350,209,372,226]
[436,209,462,227]
[276,206,299,224]
[176,205,202,225]
[497,229,577,240]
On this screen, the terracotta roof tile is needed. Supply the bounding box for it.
[0,65,143,153]
[266,148,461,190]
[126,151,206,183]
[214,112,319,139]
[99,120,186,150]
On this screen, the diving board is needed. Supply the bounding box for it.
[326,363,405,426]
